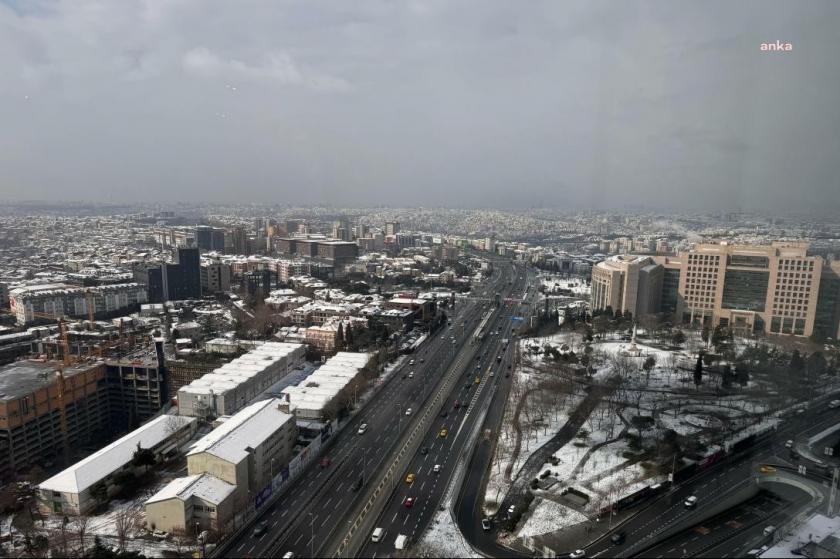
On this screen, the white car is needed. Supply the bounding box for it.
[785,439,794,448]
[357,423,368,435]
[570,550,586,559]
[433,464,441,473]
[405,408,412,416]
[408,371,414,378]
[684,495,698,508]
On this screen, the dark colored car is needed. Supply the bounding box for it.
[610,532,626,545]
[351,477,363,492]
[252,522,268,538]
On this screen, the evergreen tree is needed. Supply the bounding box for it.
[694,353,703,387]
[336,322,345,351]
[671,329,686,347]
[790,349,805,371]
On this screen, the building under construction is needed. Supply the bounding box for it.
[0,360,110,484]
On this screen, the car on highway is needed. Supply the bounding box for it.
[684,495,698,508]
[420,447,429,455]
[405,407,412,415]
[759,465,776,474]
[453,400,460,409]
[405,473,416,484]
[610,532,626,545]
[409,359,415,365]
[371,527,385,542]
[282,552,294,559]
[440,410,448,418]
[785,439,794,448]
[319,457,331,468]
[481,518,491,531]
[439,428,448,438]
[351,477,363,492]
[570,550,586,559]
[252,521,268,538]
[507,505,516,516]
[420,358,425,363]
[433,464,441,473]
[475,376,481,384]
[358,423,368,435]
[829,399,840,409]
[403,497,415,508]
[408,371,414,378]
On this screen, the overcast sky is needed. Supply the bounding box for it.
[1,0,838,211]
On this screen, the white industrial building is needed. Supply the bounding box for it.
[38,414,197,515]
[280,352,370,420]
[177,342,305,418]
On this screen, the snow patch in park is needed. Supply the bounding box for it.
[517,497,588,539]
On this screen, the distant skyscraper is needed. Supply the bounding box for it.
[385,221,400,236]
[232,227,249,255]
[163,247,202,301]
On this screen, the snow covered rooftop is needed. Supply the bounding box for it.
[145,473,235,506]
[39,414,196,495]
[187,398,294,465]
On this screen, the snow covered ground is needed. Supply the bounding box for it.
[415,509,479,558]
[760,513,840,558]
[517,498,588,539]
[539,276,591,297]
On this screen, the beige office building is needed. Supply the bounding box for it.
[591,241,840,339]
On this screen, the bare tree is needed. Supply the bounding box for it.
[114,506,141,550]
[74,515,90,556]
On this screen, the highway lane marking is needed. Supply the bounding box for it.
[237,542,246,552]
[281,510,288,517]
[392,511,398,522]
[294,533,303,545]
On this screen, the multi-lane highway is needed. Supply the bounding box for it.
[220,258,522,558]
[356,262,532,556]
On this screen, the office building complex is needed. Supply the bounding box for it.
[590,242,840,339]
[195,226,226,252]
[135,247,201,303]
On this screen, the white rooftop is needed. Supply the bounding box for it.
[39,415,196,494]
[187,398,294,464]
[145,473,236,506]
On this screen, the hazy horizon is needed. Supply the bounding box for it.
[2,0,839,211]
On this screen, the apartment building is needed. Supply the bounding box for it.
[9,283,148,326]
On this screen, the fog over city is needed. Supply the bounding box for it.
[1,0,839,211]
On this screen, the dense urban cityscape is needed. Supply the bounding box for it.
[0,203,837,559]
[3,1,840,558]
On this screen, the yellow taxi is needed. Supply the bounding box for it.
[759,465,776,474]
[439,428,449,438]
[405,473,416,484]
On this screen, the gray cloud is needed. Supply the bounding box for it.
[0,0,838,211]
